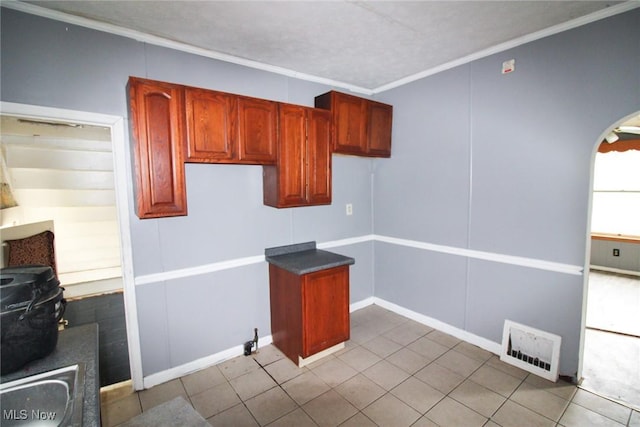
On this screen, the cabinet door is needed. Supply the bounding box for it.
[237,96,277,164]
[185,88,236,162]
[263,105,332,208]
[307,109,332,205]
[367,101,393,157]
[276,104,307,206]
[331,92,367,155]
[301,266,350,357]
[316,91,393,158]
[128,78,187,218]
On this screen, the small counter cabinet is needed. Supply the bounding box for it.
[265,242,354,366]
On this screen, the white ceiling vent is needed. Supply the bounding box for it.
[501,320,561,382]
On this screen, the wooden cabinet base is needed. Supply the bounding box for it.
[268,264,350,365]
[297,342,345,367]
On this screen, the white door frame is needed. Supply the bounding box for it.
[1,101,144,390]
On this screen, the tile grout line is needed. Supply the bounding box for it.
[251,354,304,426]
[106,305,639,426]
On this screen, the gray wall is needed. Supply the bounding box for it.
[374,9,640,375]
[2,7,639,379]
[1,8,374,377]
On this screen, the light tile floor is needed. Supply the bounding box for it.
[101,305,640,426]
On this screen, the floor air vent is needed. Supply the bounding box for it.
[500,320,561,382]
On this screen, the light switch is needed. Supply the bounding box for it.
[346,204,353,216]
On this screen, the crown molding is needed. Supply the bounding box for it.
[1,0,374,95]
[373,1,640,93]
[4,1,637,95]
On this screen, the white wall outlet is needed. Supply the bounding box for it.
[346,203,353,216]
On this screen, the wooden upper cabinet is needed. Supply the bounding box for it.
[272,104,306,206]
[315,90,392,158]
[306,108,332,204]
[185,88,236,162]
[263,104,331,208]
[367,101,393,157]
[323,92,367,154]
[128,77,187,219]
[128,77,364,217]
[185,90,276,165]
[237,96,277,164]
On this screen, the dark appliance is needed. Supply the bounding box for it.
[1,265,66,375]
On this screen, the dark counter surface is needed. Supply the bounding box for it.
[1,323,100,426]
[265,241,355,275]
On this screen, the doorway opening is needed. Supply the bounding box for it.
[581,112,640,410]
[0,101,142,390]
[1,113,129,387]
[1,115,122,295]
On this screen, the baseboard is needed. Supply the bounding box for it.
[140,296,378,389]
[142,335,273,390]
[140,295,504,390]
[372,297,502,355]
[63,277,124,300]
[590,265,640,277]
[350,297,375,312]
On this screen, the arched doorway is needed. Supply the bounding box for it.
[580,111,640,409]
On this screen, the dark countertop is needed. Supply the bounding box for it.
[1,323,100,427]
[265,241,355,275]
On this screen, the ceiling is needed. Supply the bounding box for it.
[6,1,639,93]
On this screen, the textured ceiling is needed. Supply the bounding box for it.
[11,1,636,92]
